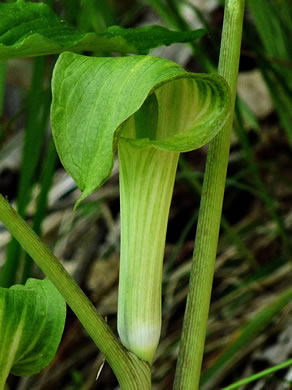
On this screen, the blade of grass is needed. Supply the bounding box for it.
[259,57,292,144]
[246,0,292,144]
[201,287,292,387]
[222,357,292,390]
[211,257,288,313]
[0,56,47,287]
[234,101,291,255]
[276,0,292,28]
[0,62,6,109]
[177,167,266,199]
[0,61,6,143]
[19,86,53,284]
[21,135,57,283]
[247,0,291,62]
[17,57,47,216]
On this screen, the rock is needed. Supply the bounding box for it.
[237,69,274,119]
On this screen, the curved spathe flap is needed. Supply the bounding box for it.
[51,52,231,204]
[121,74,230,152]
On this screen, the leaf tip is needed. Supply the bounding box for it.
[73,191,89,211]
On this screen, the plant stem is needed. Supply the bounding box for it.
[0,195,151,390]
[173,1,245,389]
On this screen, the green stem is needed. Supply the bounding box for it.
[173,1,245,389]
[0,195,151,390]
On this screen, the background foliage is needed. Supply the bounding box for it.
[0,0,292,389]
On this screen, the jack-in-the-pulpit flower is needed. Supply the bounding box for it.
[51,52,231,363]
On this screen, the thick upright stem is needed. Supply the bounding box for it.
[0,195,151,390]
[118,138,179,364]
[173,1,245,389]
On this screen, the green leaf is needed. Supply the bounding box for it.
[101,25,205,55]
[0,1,205,59]
[0,278,66,387]
[51,52,231,204]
